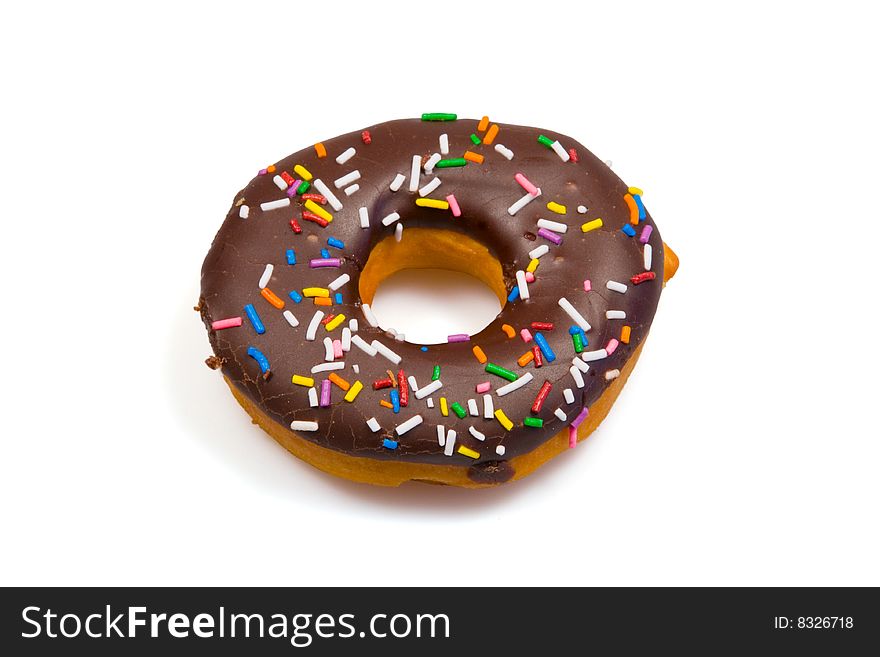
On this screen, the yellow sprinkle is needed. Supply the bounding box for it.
[293,164,313,181]
[526,258,540,273]
[415,198,450,210]
[620,325,631,344]
[628,186,643,196]
[291,374,315,387]
[302,287,330,298]
[494,408,513,431]
[325,314,346,331]
[472,345,487,364]
[314,143,327,158]
[477,115,490,132]
[581,218,603,233]
[440,397,449,417]
[344,380,363,402]
[457,445,480,459]
[304,199,332,222]
[547,201,567,214]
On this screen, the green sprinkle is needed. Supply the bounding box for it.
[469,133,481,145]
[450,402,467,419]
[432,365,441,381]
[435,158,467,168]
[537,134,554,148]
[421,113,457,121]
[296,180,311,194]
[485,362,518,382]
[572,332,584,354]
[523,417,544,428]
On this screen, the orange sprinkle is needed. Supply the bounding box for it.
[483,124,500,145]
[260,287,285,309]
[463,151,484,164]
[517,351,535,367]
[314,142,327,158]
[477,116,490,132]
[314,297,332,306]
[379,400,394,409]
[501,323,516,338]
[472,345,488,364]
[620,325,631,344]
[624,193,639,225]
[266,165,276,173]
[328,372,351,391]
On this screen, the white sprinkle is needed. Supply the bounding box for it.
[323,337,334,361]
[424,153,441,174]
[395,414,423,436]
[537,218,568,233]
[483,394,494,419]
[418,177,442,197]
[312,179,343,211]
[282,310,299,327]
[334,170,360,189]
[558,297,592,331]
[341,327,352,351]
[336,147,356,165]
[258,263,273,289]
[496,371,534,396]
[437,424,446,446]
[394,332,405,342]
[605,369,621,381]
[606,280,628,294]
[495,445,506,456]
[571,356,590,373]
[389,173,406,191]
[408,375,420,393]
[366,417,381,433]
[329,273,350,291]
[372,339,401,364]
[358,206,369,228]
[444,430,457,456]
[361,303,379,327]
[467,398,479,416]
[577,205,588,214]
[644,243,653,270]
[395,223,403,242]
[381,211,401,226]
[239,205,249,219]
[515,270,530,300]
[554,408,567,422]
[551,140,570,162]
[260,198,290,212]
[582,349,608,362]
[311,362,344,373]
[469,426,486,441]
[308,388,319,408]
[528,244,550,259]
[604,159,613,169]
[508,187,542,215]
[409,155,421,192]
[344,183,360,196]
[290,420,319,431]
[563,388,575,404]
[415,379,443,399]
[305,311,325,341]
[352,364,359,374]
[349,318,359,332]
[439,133,449,155]
[606,310,626,320]
[425,398,434,409]
[351,334,377,356]
[570,366,585,388]
[273,174,288,190]
[494,144,514,160]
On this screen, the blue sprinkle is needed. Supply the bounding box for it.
[288,290,303,303]
[633,194,646,221]
[621,223,636,237]
[320,248,331,259]
[327,237,345,249]
[334,292,343,304]
[533,332,556,362]
[286,249,296,265]
[247,346,270,373]
[507,285,520,302]
[420,346,429,352]
[243,304,265,335]
[383,438,399,450]
[568,325,580,335]
[390,389,400,413]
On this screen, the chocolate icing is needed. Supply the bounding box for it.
[200,118,665,468]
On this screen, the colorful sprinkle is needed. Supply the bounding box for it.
[631,271,656,285]
[483,124,500,145]
[450,402,467,419]
[440,397,449,416]
[247,346,270,374]
[383,438,398,449]
[485,362,518,382]
[621,223,636,237]
[463,150,484,164]
[212,317,242,331]
[292,374,315,387]
[501,324,516,338]
[421,113,457,121]
[436,158,467,168]
[533,332,555,362]
[457,445,480,459]
[494,408,514,431]
[581,218,603,233]
[472,345,488,363]
[260,287,285,309]
[621,326,632,344]
[546,201,566,214]
[523,416,543,428]
[288,289,303,303]
[475,381,491,394]
[446,194,462,217]
[639,224,653,244]
[415,198,450,210]
[447,333,470,343]
[243,304,265,334]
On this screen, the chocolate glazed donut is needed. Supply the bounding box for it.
[199,116,678,487]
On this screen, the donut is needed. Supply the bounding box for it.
[199,115,678,487]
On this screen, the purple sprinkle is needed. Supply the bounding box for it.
[258,168,268,175]
[310,258,341,268]
[286,187,298,198]
[639,225,653,244]
[570,407,590,429]
[447,333,470,343]
[320,379,331,407]
[537,228,563,245]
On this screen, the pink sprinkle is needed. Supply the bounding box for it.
[447,333,470,343]
[320,379,331,407]
[514,172,539,196]
[639,225,653,244]
[525,271,535,283]
[333,339,343,358]
[568,426,578,448]
[571,407,589,429]
[606,338,619,355]
[310,258,341,268]
[521,329,533,343]
[475,381,491,393]
[446,194,462,217]
[583,279,592,292]
[211,317,242,330]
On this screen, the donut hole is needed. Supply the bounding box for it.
[360,228,506,345]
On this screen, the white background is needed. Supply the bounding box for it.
[2,1,878,586]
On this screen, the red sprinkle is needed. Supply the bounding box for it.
[302,212,329,228]
[301,193,326,204]
[631,271,657,285]
[320,314,335,326]
[362,130,372,144]
[397,369,409,407]
[532,345,543,368]
[531,322,554,331]
[373,378,394,390]
[280,171,296,186]
[568,148,579,163]
[531,380,553,414]
[289,218,303,234]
